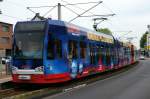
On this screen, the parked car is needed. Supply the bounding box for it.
[140,55,145,60]
[1,56,11,64]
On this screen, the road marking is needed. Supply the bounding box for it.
[73,84,86,89]
[45,84,87,99]
[63,84,87,92]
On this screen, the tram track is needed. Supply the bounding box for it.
[0,62,138,99]
[0,88,27,99]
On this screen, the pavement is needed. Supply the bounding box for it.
[0,64,12,83]
[0,76,11,84]
[43,59,150,99]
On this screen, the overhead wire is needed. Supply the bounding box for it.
[102,2,134,35]
[101,2,132,38]
[63,5,80,16]
[28,5,57,9]
[63,1,103,6]
[43,6,57,17]
[61,0,96,17]
[69,1,103,23]
[26,7,37,14]
[80,14,115,17]
[61,0,115,25]
[2,0,116,24]
[101,3,115,15]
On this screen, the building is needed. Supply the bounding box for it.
[0,22,13,57]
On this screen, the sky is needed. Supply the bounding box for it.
[0,0,150,49]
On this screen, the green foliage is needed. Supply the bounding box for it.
[97,28,112,35]
[140,31,148,48]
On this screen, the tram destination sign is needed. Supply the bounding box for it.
[15,21,46,32]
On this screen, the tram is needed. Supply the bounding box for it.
[11,19,138,83]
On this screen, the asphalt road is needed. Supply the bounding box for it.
[43,60,150,99]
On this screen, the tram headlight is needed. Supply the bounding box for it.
[35,66,44,72]
[12,66,18,71]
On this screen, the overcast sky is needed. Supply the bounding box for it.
[0,0,150,49]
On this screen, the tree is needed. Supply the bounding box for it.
[97,28,112,35]
[140,31,148,48]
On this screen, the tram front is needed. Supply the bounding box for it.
[12,21,47,83]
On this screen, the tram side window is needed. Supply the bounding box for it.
[89,44,92,64]
[55,39,62,58]
[47,39,62,59]
[69,40,78,59]
[90,44,95,64]
[106,47,111,66]
[101,46,105,65]
[98,46,102,59]
[80,42,87,59]
[47,39,54,59]
[97,46,102,61]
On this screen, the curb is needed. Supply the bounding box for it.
[3,88,60,99]
[3,84,87,99]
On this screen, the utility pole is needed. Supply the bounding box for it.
[58,3,61,20]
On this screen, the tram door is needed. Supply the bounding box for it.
[46,37,64,74]
[101,46,106,67]
[105,47,110,68]
[89,44,96,66]
[68,40,78,78]
[79,42,87,74]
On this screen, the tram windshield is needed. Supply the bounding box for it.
[13,32,44,59]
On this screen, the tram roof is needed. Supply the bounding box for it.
[48,20,114,43]
[15,19,114,43]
